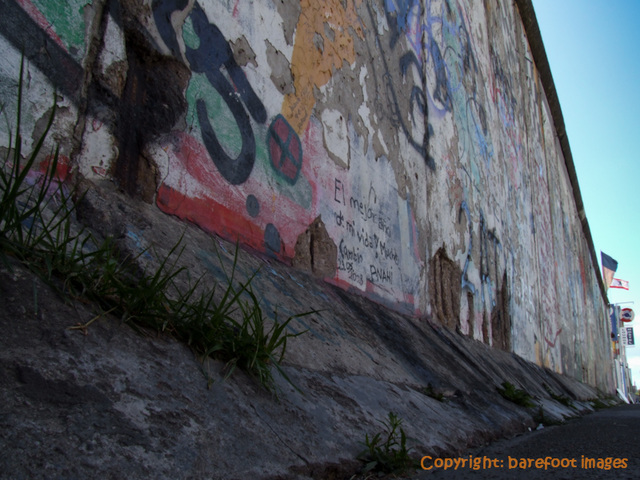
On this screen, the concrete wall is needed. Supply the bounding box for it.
[0,0,613,389]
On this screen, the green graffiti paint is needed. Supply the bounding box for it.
[33,0,88,57]
[185,72,243,159]
[182,15,200,50]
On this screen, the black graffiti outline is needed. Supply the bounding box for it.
[428,36,452,113]
[153,0,266,185]
[426,0,494,172]
[364,2,434,169]
[1,0,84,102]
[399,51,429,140]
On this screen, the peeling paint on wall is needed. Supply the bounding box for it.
[282,0,364,136]
[0,0,613,389]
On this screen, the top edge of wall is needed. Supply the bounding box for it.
[514,0,609,305]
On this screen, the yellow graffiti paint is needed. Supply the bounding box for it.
[282,0,364,135]
[534,338,542,367]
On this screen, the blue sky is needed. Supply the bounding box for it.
[531,0,640,386]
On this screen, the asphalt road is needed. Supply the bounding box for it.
[415,404,640,479]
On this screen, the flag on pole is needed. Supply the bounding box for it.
[601,252,618,290]
[610,278,630,290]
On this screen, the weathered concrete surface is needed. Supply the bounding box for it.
[0,1,620,476]
[0,183,610,480]
[0,0,615,394]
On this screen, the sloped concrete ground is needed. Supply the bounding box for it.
[0,182,611,479]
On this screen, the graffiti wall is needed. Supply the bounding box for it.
[0,0,611,388]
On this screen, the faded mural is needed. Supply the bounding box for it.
[0,0,611,388]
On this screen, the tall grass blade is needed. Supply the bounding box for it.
[1,57,312,395]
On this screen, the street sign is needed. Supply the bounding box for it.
[626,327,635,346]
[621,308,635,323]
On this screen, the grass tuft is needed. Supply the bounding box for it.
[357,411,418,476]
[422,383,446,402]
[1,57,311,395]
[543,384,575,409]
[589,397,614,410]
[497,381,535,408]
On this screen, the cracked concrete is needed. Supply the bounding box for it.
[0,181,610,480]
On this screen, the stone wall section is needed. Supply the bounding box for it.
[0,0,612,390]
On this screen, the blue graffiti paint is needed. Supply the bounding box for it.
[153,0,266,185]
[264,223,282,254]
[246,194,260,218]
[458,201,476,295]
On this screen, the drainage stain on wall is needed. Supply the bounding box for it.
[428,247,462,333]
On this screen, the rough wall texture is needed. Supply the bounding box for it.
[0,0,612,390]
